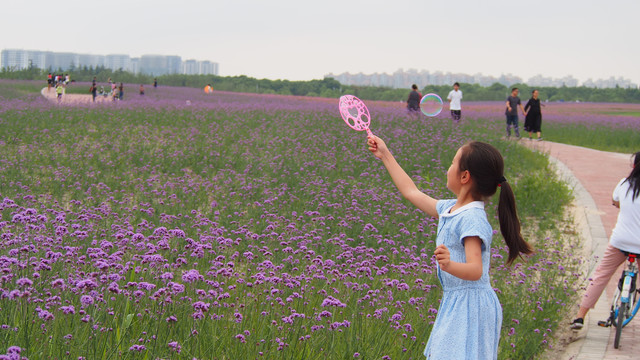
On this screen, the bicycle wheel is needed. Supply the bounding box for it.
[614,302,627,349]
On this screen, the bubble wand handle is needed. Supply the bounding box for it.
[365,128,374,138]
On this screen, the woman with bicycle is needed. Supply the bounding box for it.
[571,151,640,330]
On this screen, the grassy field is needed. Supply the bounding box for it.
[0,80,43,99]
[535,103,640,153]
[0,80,606,359]
[459,102,640,154]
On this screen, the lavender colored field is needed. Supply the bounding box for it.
[0,81,582,359]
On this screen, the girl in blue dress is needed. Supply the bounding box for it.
[367,137,533,360]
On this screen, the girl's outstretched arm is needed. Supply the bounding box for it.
[368,135,438,218]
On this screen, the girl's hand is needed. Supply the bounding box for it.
[434,244,451,271]
[367,135,389,159]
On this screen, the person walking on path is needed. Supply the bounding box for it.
[407,84,422,113]
[505,87,527,139]
[447,82,463,122]
[55,83,64,102]
[524,89,544,141]
[366,136,532,359]
[570,151,640,330]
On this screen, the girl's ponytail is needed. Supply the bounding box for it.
[458,142,533,265]
[497,179,533,265]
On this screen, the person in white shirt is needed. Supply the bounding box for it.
[447,82,463,122]
[570,151,640,330]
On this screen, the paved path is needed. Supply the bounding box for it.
[522,140,636,359]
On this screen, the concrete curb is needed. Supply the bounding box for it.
[547,156,611,359]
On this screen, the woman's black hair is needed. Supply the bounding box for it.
[624,151,640,200]
[411,84,418,90]
[458,141,533,265]
[532,89,538,94]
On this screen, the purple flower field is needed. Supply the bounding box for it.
[0,80,586,359]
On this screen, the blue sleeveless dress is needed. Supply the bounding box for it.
[424,200,502,360]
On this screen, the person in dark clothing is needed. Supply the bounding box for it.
[118,83,124,100]
[524,89,544,141]
[505,88,526,139]
[153,78,158,88]
[407,84,422,112]
[90,81,97,102]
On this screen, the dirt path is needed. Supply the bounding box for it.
[523,140,637,359]
[41,86,114,104]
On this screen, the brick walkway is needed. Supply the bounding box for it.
[523,140,637,359]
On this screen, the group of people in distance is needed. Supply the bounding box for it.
[48,73,71,102]
[47,73,70,90]
[89,77,124,102]
[407,83,544,140]
[48,75,158,103]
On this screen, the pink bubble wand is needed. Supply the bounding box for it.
[338,95,374,137]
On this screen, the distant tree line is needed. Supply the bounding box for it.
[2,66,639,103]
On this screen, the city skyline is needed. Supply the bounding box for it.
[3,47,635,90]
[326,69,637,89]
[1,49,219,76]
[1,0,638,85]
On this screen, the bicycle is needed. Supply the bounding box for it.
[598,252,640,349]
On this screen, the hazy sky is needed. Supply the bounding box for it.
[3,0,638,84]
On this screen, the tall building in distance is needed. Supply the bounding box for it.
[198,61,218,75]
[105,54,131,72]
[1,49,220,76]
[183,59,199,75]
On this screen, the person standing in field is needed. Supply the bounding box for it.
[47,73,52,91]
[111,82,118,101]
[447,82,463,122]
[153,78,158,88]
[366,135,532,359]
[90,81,97,102]
[524,89,544,141]
[118,83,124,100]
[505,87,527,139]
[407,84,422,113]
[570,152,640,330]
[139,84,145,95]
